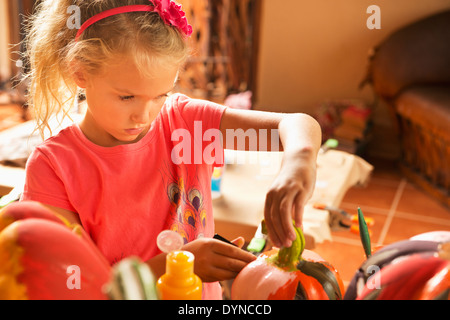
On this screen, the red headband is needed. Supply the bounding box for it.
[75,1,193,41]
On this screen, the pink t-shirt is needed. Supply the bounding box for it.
[21,94,226,299]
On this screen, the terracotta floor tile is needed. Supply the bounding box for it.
[313,239,366,288]
[396,182,450,219]
[331,205,389,246]
[342,180,399,210]
[383,215,450,244]
[318,207,391,289]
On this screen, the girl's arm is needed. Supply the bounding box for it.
[220,108,322,248]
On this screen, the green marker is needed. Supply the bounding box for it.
[247,222,267,255]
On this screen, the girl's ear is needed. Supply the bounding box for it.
[70,61,88,89]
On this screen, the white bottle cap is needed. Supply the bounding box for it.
[157,230,184,253]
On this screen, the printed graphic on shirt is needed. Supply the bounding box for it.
[160,161,207,244]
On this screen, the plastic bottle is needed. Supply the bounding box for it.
[156,230,202,300]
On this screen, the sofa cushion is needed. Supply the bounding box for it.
[369,10,450,99]
[395,85,450,141]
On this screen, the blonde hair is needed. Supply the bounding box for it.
[23,0,189,138]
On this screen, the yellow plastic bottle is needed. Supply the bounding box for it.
[157,250,202,300]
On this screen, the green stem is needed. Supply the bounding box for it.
[358,207,372,259]
[275,223,305,269]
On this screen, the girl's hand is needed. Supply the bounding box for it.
[182,237,256,283]
[264,150,317,248]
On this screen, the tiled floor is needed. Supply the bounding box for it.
[312,157,450,289]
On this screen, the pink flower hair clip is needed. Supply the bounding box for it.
[75,0,193,41]
[151,0,193,37]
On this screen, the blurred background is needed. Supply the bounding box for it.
[2,0,450,159]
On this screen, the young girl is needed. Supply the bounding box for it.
[21,0,321,299]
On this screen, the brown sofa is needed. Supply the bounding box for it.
[362,9,450,207]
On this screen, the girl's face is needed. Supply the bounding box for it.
[76,57,179,147]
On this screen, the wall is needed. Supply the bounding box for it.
[254,0,450,158]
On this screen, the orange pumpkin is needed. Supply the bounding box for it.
[345,232,450,300]
[0,201,111,300]
[0,201,102,255]
[419,260,450,300]
[0,201,66,232]
[357,253,450,300]
[231,224,344,300]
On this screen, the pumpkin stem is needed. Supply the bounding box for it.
[274,222,305,269]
